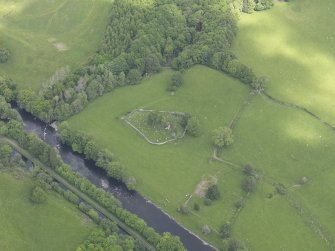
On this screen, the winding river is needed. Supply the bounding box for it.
[18,109,216,251]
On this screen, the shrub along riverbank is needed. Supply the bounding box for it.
[0,98,185,251]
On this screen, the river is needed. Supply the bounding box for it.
[18,109,216,251]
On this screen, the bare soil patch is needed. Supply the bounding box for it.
[194,175,218,198]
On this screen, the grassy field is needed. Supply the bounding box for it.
[233,0,335,126]
[220,94,335,250]
[67,65,335,250]
[0,0,111,90]
[0,172,95,251]
[67,65,250,247]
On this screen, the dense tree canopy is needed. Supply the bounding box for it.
[14,0,264,123]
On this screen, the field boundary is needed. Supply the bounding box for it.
[212,148,334,250]
[263,92,335,132]
[229,92,255,130]
[123,109,187,145]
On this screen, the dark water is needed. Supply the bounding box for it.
[18,109,216,251]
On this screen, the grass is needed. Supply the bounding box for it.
[233,0,335,125]
[0,0,111,90]
[67,65,335,250]
[233,186,328,251]
[67,65,250,247]
[220,94,335,250]
[0,172,95,251]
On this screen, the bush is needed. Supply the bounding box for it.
[251,76,267,91]
[87,209,101,223]
[275,184,287,195]
[227,238,242,251]
[30,186,47,204]
[243,164,254,176]
[157,232,185,251]
[125,176,137,191]
[212,127,234,148]
[219,223,231,239]
[234,200,244,209]
[79,202,92,213]
[193,202,200,211]
[242,176,257,193]
[147,111,163,126]
[186,117,201,137]
[64,190,80,204]
[0,48,10,63]
[100,218,119,234]
[204,198,212,206]
[206,184,220,200]
[202,225,211,235]
[167,72,183,91]
[178,204,189,215]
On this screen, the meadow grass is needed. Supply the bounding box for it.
[220,94,335,250]
[0,0,111,90]
[67,65,250,247]
[0,172,95,251]
[68,65,335,250]
[233,186,328,251]
[233,0,335,125]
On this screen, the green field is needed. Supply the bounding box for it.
[2,0,334,249]
[221,95,335,250]
[0,0,111,89]
[67,65,335,250]
[67,66,250,247]
[233,0,335,125]
[0,172,95,251]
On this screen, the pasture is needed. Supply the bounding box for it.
[233,0,335,125]
[67,65,335,250]
[0,0,111,90]
[0,172,95,251]
[220,94,335,250]
[67,66,249,247]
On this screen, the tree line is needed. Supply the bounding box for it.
[0,101,185,251]
[58,122,137,190]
